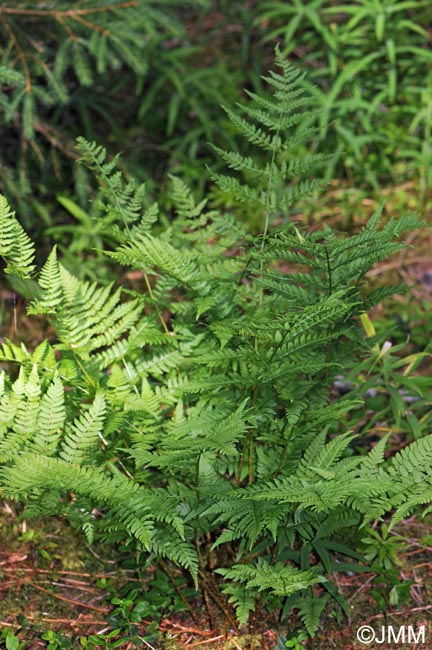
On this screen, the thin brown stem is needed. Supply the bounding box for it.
[0,2,138,19]
[248,431,254,483]
[198,569,238,631]
[236,436,248,485]
[73,14,111,36]
[143,273,170,335]
[157,559,198,622]
[33,120,78,158]
[194,535,238,630]
[55,14,77,41]
[29,582,109,613]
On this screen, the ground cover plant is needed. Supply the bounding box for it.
[0,50,431,647]
[256,0,432,191]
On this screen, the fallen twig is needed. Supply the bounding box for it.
[28,582,109,614]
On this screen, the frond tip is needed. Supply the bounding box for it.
[212,48,325,215]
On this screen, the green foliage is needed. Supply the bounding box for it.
[256,0,432,189]
[0,53,429,637]
[0,1,165,170]
[0,0,249,226]
[361,523,407,570]
[0,194,35,277]
[340,319,432,443]
[284,632,309,650]
[0,630,25,650]
[211,47,326,216]
[0,0,430,261]
[1,0,430,297]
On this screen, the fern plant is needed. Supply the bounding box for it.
[0,51,429,636]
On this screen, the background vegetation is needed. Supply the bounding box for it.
[0,1,431,648]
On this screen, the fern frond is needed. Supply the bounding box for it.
[217,559,324,596]
[27,262,144,362]
[298,594,330,636]
[60,392,106,464]
[29,374,66,455]
[384,435,432,524]
[148,530,199,583]
[109,234,199,285]
[220,582,256,625]
[0,195,35,278]
[170,175,208,221]
[212,44,324,223]
[28,246,62,314]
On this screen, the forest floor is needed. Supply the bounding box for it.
[0,503,431,649]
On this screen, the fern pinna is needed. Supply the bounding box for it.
[0,50,429,635]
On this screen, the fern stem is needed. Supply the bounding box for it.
[157,559,198,621]
[237,427,255,486]
[72,354,97,387]
[198,568,239,630]
[248,431,254,484]
[193,535,238,629]
[249,96,286,476]
[272,442,289,479]
[258,141,278,307]
[236,437,247,485]
[143,273,170,335]
[324,246,333,296]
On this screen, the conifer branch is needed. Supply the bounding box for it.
[0,2,139,19]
